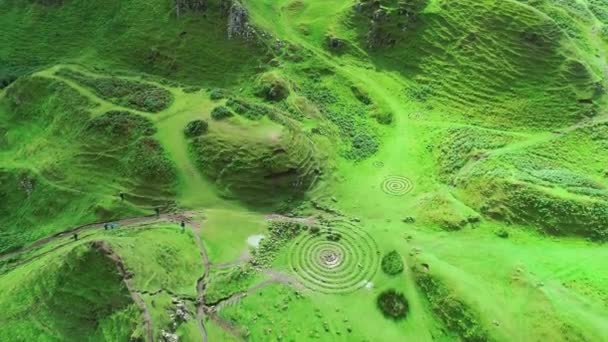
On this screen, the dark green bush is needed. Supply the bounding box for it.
[209,88,230,100]
[381,250,404,275]
[377,289,409,320]
[351,85,372,105]
[56,69,173,113]
[348,133,379,160]
[124,137,175,183]
[225,98,269,119]
[184,119,208,137]
[255,73,290,102]
[85,110,156,141]
[210,106,233,120]
[495,229,509,239]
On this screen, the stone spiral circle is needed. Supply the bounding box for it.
[288,220,380,294]
[381,175,413,196]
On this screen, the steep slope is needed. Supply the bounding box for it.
[0,75,175,253]
[0,0,268,86]
[0,243,140,341]
[352,0,605,129]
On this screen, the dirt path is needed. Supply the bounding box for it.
[92,240,155,342]
[210,250,251,269]
[0,212,193,263]
[207,269,305,314]
[186,218,211,342]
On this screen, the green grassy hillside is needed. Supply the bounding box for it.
[1,0,608,341]
[0,243,140,341]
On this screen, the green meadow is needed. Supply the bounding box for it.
[1,0,607,341]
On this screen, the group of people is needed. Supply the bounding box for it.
[66,192,187,243]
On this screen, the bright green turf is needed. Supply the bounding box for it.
[1,0,608,341]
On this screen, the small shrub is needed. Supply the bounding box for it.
[56,69,172,112]
[495,229,509,239]
[372,110,393,125]
[85,110,156,140]
[256,73,290,102]
[381,251,404,275]
[377,289,409,320]
[209,88,229,100]
[351,85,372,105]
[124,137,175,183]
[326,232,342,242]
[184,119,208,137]
[211,106,233,120]
[348,133,379,160]
[225,98,268,119]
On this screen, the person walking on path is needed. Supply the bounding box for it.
[155,207,160,217]
[180,221,186,232]
[73,233,78,241]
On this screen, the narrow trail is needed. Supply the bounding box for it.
[0,212,193,263]
[92,240,155,342]
[210,251,251,268]
[187,219,211,342]
[207,269,306,313]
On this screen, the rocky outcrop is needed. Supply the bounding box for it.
[227,1,256,39]
[160,330,179,342]
[325,35,346,52]
[175,0,207,16]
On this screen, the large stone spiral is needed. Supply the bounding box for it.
[288,220,380,294]
[381,175,414,196]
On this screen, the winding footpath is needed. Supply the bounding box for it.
[0,213,186,262]
[186,218,211,342]
[0,211,311,341]
[92,240,155,342]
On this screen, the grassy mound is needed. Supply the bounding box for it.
[352,0,603,129]
[436,124,608,240]
[1,0,269,86]
[377,289,409,320]
[381,250,404,275]
[413,265,490,341]
[56,68,173,113]
[0,76,176,252]
[189,124,323,205]
[0,244,140,341]
[413,192,480,231]
[184,119,209,137]
[255,71,291,102]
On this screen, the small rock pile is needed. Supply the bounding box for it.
[170,298,191,330]
[160,330,179,342]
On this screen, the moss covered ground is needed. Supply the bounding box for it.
[1,0,608,341]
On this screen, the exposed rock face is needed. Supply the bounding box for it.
[227,1,255,39]
[170,298,191,330]
[325,35,346,51]
[175,0,207,16]
[160,330,179,342]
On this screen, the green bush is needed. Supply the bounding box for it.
[381,250,404,275]
[255,73,290,102]
[350,85,372,105]
[377,289,409,320]
[225,98,269,119]
[184,119,208,137]
[348,133,379,160]
[56,69,173,113]
[414,269,490,341]
[124,137,176,183]
[209,88,230,100]
[85,110,156,141]
[210,106,233,120]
